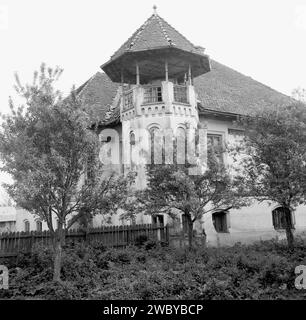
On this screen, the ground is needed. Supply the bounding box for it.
[1,239,306,300]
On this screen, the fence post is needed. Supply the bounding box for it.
[0,223,168,256]
[30,231,35,252]
[157,225,161,241]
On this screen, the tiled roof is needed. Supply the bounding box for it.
[77,72,120,126]
[78,60,294,125]
[195,60,294,116]
[111,13,204,61]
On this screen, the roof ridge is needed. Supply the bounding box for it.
[154,14,175,46]
[110,13,201,60]
[128,15,153,50]
[111,15,154,59]
[157,14,197,50]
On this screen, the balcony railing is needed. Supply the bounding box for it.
[123,89,133,111]
[173,85,188,104]
[143,85,163,104]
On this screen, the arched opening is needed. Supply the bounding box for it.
[36,220,42,232]
[130,131,136,170]
[175,127,186,165]
[149,127,163,164]
[272,206,294,230]
[212,211,229,233]
[24,220,30,232]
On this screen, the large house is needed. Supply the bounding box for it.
[3,8,306,246]
[75,8,306,246]
[0,206,46,234]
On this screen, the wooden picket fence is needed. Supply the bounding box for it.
[0,224,169,258]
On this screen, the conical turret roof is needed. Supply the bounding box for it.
[111,13,204,60]
[101,10,210,83]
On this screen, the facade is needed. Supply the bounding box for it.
[74,8,306,246]
[0,206,48,233]
[3,9,306,245]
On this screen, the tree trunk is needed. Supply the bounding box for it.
[187,216,193,249]
[284,208,294,250]
[53,239,62,282]
[53,224,65,282]
[202,228,207,246]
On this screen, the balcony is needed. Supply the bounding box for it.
[123,89,134,111]
[173,84,188,104]
[121,82,192,119]
[143,85,163,104]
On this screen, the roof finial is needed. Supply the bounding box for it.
[153,5,157,15]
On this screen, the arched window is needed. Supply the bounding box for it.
[130,131,136,170]
[175,127,186,165]
[36,220,42,232]
[272,206,294,230]
[149,127,163,164]
[24,220,30,232]
[212,211,229,233]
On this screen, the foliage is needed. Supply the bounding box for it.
[2,239,306,300]
[292,87,306,103]
[0,63,133,231]
[233,103,306,248]
[0,63,135,280]
[131,152,247,247]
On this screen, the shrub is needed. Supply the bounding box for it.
[1,239,305,300]
[134,234,148,247]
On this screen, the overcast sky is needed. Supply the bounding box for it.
[0,0,306,199]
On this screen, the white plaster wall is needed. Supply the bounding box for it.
[91,87,306,247]
[190,115,306,246]
[202,202,306,247]
[121,81,198,190]
[13,207,76,232]
[98,124,123,174]
[14,207,49,232]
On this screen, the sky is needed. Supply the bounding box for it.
[0,0,306,199]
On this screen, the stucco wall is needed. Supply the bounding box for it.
[0,206,71,233]
[202,202,306,247]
